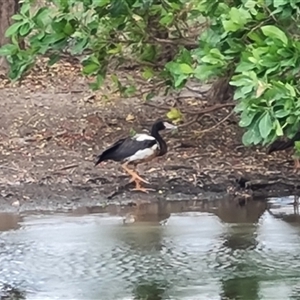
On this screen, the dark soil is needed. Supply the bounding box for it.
[0,59,299,213]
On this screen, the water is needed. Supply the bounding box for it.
[0,197,300,300]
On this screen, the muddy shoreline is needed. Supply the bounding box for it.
[1,61,300,213]
[0,170,299,213]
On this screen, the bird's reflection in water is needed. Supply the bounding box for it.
[115,219,165,252]
[220,277,259,300]
[108,199,169,252]
[132,279,169,300]
[122,199,171,225]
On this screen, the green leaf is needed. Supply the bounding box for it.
[286,115,297,124]
[166,108,183,122]
[295,141,300,152]
[82,62,99,75]
[285,83,296,97]
[159,13,174,26]
[20,2,31,16]
[145,92,155,102]
[275,109,290,118]
[222,20,239,32]
[235,61,254,73]
[242,129,256,146]
[33,7,50,28]
[0,44,18,56]
[239,111,256,127]
[5,22,24,37]
[52,20,67,34]
[261,25,288,45]
[129,128,136,137]
[194,64,219,81]
[179,63,194,74]
[64,22,75,35]
[222,7,251,32]
[71,37,88,55]
[48,54,60,66]
[174,74,188,88]
[11,14,24,21]
[259,111,273,138]
[124,85,136,97]
[93,0,110,6]
[19,23,31,37]
[142,67,154,80]
[275,119,283,136]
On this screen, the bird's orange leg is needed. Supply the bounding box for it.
[121,163,154,193]
[121,163,149,184]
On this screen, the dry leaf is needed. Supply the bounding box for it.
[126,113,135,122]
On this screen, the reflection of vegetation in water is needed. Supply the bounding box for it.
[218,225,260,300]
[223,225,258,251]
[115,225,164,252]
[132,280,168,300]
[220,277,259,300]
[0,283,26,300]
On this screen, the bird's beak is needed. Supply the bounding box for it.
[163,122,178,130]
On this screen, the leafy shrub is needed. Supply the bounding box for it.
[1,0,300,147]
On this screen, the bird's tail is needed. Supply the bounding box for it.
[267,140,294,154]
[267,132,300,154]
[94,155,103,166]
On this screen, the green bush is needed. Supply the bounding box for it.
[1,0,300,147]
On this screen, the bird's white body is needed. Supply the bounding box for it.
[134,133,155,142]
[125,133,159,162]
[126,144,159,162]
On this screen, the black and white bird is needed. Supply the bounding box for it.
[95,120,177,192]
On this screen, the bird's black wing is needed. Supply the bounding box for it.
[95,137,127,165]
[110,136,157,161]
[95,135,157,165]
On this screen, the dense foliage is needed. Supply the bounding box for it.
[1,0,300,147]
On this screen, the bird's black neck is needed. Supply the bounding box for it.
[151,125,167,156]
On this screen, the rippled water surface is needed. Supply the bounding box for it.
[1,197,300,300]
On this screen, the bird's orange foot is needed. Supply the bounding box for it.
[130,180,155,193]
[128,172,149,184]
[130,186,155,193]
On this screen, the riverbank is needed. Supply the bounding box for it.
[0,59,299,213]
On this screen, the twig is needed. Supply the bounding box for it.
[151,37,198,48]
[57,164,79,171]
[178,115,204,128]
[183,103,235,115]
[0,165,20,172]
[191,109,234,134]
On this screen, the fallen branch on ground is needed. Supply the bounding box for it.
[238,177,300,190]
[178,109,234,133]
